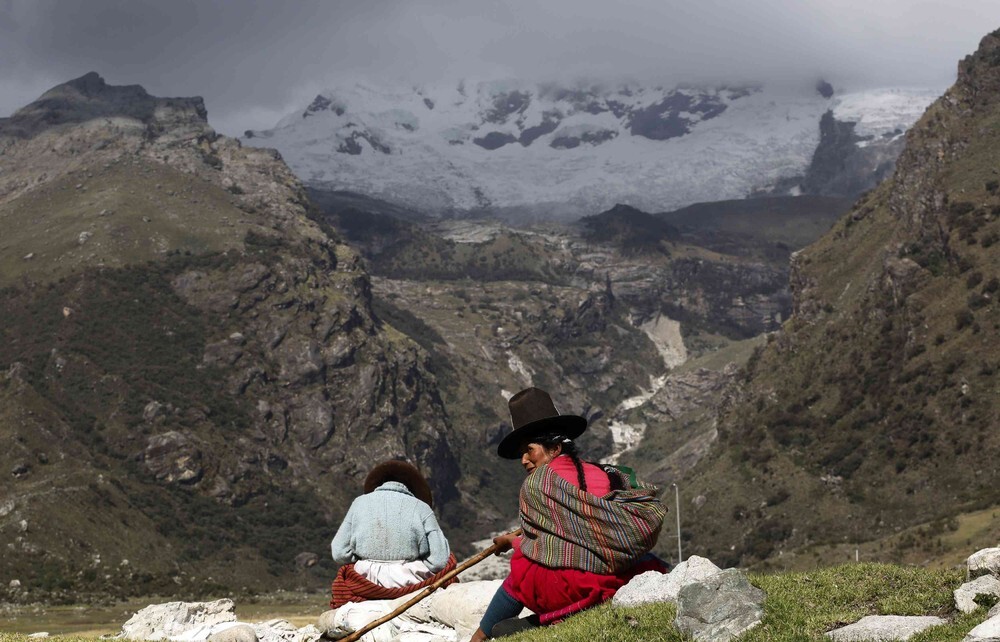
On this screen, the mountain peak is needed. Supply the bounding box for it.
[957,28,1000,97]
[59,71,121,96]
[1,72,210,140]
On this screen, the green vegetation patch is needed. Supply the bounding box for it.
[0,259,249,437]
[0,159,252,287]
[501,564,977,642]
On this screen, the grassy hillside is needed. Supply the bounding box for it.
[0,159,250,287]
[661,195,853,260]
[673,29,1000,568]
[0,74,460,603]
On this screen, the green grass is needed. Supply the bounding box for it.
[500,563,985,642]
[3,564,989,642]
[0,159,252,288]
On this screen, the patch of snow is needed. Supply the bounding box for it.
[832,88,939,139]
[244,79,940,217]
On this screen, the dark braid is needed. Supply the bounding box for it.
[536,433,587,492]
[562,441,588,493]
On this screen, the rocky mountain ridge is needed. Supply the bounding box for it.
[0,72,460,600]
[245,79,937,219]
[1,71,831,603]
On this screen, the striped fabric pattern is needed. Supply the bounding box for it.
[518,465,666,574]
[330,554,458,608]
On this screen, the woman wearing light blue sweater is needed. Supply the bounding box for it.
[330,460,452,595]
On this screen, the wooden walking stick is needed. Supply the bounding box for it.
[340,530,522,642]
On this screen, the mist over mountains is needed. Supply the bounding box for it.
[244,78,937,219]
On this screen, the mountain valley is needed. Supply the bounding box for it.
[1,26,999,606]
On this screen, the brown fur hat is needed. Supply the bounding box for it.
[363,460,434,507]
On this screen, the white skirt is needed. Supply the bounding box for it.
[354,559,435,588]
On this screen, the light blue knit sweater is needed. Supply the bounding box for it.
[330,481,451,571]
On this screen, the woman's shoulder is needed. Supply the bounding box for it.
[546,456,612,496]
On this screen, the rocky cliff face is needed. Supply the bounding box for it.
[305,190,851,554]
[677,29,1000,569]
[800,110,907,197]
[0,73,459,601]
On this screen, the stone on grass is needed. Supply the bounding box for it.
[120,598,236,640]
[969,549,1000,578]
[825,615,946,641]
[614,570,673,607]
[956,575,1000,614]
[674,568,766,642]
[964,611,1000,642]
[615,555,721,607]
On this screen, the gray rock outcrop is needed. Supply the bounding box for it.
[964,610,1000,642]
[119,598,237,640]
[674,568,766,642]
[825,615,946,641]
[118,602,319,642]
[956,575,1000,614]
[969,549,1000,578]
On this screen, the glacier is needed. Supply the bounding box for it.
[244,79,940,218]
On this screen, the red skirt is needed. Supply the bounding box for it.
[501,539,667,624]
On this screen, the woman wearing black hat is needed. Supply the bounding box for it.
[330,460,456,608]
[471,388,668,640]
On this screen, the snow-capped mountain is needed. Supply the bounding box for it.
[244,80,939,218]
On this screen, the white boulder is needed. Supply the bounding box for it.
[956,575,1000,614]
[964,611,1000,642]
[826,615,946,641]
[207,624,257,642]
[119,599,237,641]
[969,549,1000,578]
[613,570,672,607]
[615,555,721,607]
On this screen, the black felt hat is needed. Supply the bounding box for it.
[363,460,434,507]
[496,387,587,460]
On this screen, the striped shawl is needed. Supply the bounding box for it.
[518,464,666,574]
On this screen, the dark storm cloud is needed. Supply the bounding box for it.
[1,0,997,136]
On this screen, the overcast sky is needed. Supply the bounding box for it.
[1,0,997,137]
